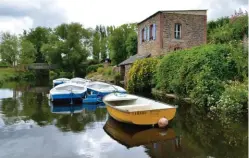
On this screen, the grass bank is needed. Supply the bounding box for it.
[0,68,16,81]
[86,66,121,84]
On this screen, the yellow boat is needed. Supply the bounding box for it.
[103,93,177,125]
[103,117,176,148]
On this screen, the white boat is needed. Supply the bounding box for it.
[103,93,177,125]
[49,82,87,102]
[52,78,70,87]
[86,81,126,100]
[69,77,91,85]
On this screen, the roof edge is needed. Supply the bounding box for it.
[137,11,162,25]
[137,9,208,25]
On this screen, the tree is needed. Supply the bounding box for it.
[23,27,51,63]
[126,32,137,56]
[0,32,19,67]
[41,23,90,77]
[19,40,36,65]
[92,27,100,61]
[99,25,107,60]
[108,23,137,65]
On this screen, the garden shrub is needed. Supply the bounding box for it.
[97,67,104,73]
[86,64,103,74]
[210,81,248,121]
[127,58,159,93]
[59,71,73,78]
[208,10,248,44]
[49,71,59,80]
[156,44,246,107]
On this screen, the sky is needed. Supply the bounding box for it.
[0,0,247,34]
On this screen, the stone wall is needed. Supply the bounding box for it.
[124,64,131,87]
[137,11,207,56]
[137,13,162,56]
[162,13,207,54]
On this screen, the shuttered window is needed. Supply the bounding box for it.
[147,26,150,41]
[153,23,156,40]
[144,27,146,41]
[140,29,142,44]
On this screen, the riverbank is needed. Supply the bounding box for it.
[0,68,16,81]
[86,66,122,85]
[0,68,35,86]
[151,88,191,103]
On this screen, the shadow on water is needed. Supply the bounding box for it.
[0,82,247,158]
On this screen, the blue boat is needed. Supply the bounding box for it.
[85,81,126,103]
[52,78,70,87]
[49,82,87,104]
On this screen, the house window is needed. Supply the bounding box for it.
[142,28,145,42]
[175,24,181,39]
[150,24,153,40]
[144,27,147,41]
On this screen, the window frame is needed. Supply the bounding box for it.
[174,23,181,39]
[150,24,153,40]
[142,28,145,42]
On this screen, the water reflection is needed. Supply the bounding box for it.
[103,117,178,149]
[50,103,84,114]
[0,83,247,158]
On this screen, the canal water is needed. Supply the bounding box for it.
[0,82,247,158]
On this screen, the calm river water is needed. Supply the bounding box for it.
[0,82,247,158]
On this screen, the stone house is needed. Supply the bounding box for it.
[119,10,207,85]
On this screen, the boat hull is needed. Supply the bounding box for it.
[87,89,126,102]
[106,105,176,125]
[50,92,85,104]
[51,92,85,100]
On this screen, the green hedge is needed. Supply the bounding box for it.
[208,13,248,44]
[0,62,8,68]
[210,81,248,121]
[86,64,103,74]
[127,58,159,93]
[156,44,246,107]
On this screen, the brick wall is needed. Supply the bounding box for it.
[162,13,207,53]
[137,13,162,56]
[124,64,131,87]
[137,11,207,56]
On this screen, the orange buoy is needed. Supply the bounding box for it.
[158,117,168,128]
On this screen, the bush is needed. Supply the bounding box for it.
[103,68,112,76]
[0,62,8,68]
[59,71,73,78]
[208,10,248,44]
[156,44,245,107]
[97,67,104,73]
[86,64,103,74]
[210,81,248,121]
[127,58,159,93]
[49,71,59,80]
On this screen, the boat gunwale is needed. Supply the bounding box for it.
[86,82,126,93]
[104,93,177,113]
[107,104,176,113]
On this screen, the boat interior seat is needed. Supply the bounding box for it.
[116,104,152,112]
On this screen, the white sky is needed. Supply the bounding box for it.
[0,0,247,34]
